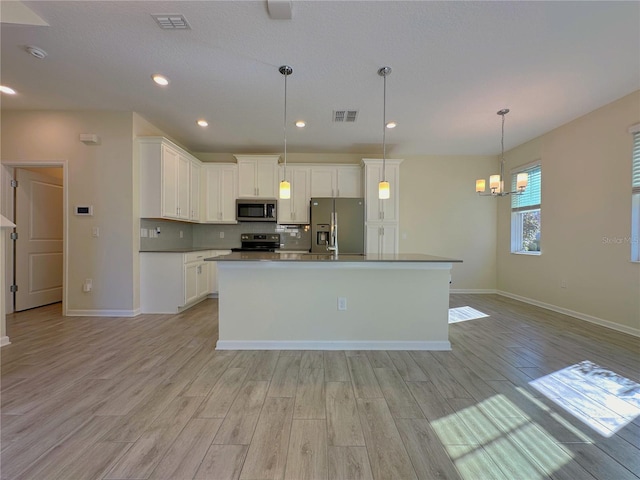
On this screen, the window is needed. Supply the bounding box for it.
[632,127,640,262]
[511,163,541,253]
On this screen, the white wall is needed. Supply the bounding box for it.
[399,155,498,290]
[1,111,136,314]
[497,91,640,333]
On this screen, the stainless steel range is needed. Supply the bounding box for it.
[231,233,281,252]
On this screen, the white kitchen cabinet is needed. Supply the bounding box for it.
[366,224,398,255]
[362,159,402,223]
[310,165,362,198]
[208,250,231,295]
[139,137,199,221]
[202,163,238,223]
[189,159,201,221]
[235,155,279,198]
[278,166,310,224]
[140,250,213,313]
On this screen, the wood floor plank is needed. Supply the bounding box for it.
[213,381,269,445]
[387,351,429,381]
[327,446,373,480]
[444,445,509,480]
[148,417,222,480]
[51,441,133,480]
[240,397,294,480]
[195,444,248,480]
[104,396,203,479]
[196,367,248,418]
[301,350,324,370]
[366,351,395,369]
[267,355,301,398]
[373,367,424,419]
[284,419,328,480]
[294,368,326,419]
[182,350,236,396]
[395,418,462,480]
[356,398,418,480]
[247,350,281,381]
[347,356,382,399]
[325,381,365,447]
[410,351,472,399]
[324,351,350,382]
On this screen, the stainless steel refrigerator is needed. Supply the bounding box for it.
[311,198,365,254]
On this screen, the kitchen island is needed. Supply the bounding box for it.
[210,252,461,351]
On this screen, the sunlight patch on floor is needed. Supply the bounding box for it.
[448,306,489,324]
[529,360,640,437]
[432,394,573,479]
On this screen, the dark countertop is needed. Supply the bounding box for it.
[209,252,462,263]
[140,247,233,253]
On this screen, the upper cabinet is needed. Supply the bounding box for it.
[140,137,197,221]
[235,155,280,198]
[189,159,201,222]
[202,163,238,223]
[362,159,402,223]
[310,165,362,198]
[278,166,310,224]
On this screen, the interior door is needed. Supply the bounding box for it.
[15,168,63,311]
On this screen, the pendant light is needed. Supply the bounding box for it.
[279,65,293,199]
[378,66,392,200]
[476,108,528,197]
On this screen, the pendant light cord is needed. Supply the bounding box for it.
[382,71,387,182]
[283,68,288,179]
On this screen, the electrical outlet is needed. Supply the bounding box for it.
[179,230,183,238]
[140,228,148,238]
[561,279,567,289]
[337,297,347,311]
[83,278,92,292]
[219,232,225,239]
[156,227,161,235]
[92,226,100,238]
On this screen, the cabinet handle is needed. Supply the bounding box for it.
[382,211,384,220]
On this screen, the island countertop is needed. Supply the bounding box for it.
[208,252,462,263]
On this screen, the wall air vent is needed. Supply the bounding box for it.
[151,14,191,30]
[333,110,358,122]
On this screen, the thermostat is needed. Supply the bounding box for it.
[74,205,93,216]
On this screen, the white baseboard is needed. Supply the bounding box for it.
[450,289,498,294]
[497,290,640,338]
[215,340,451,351]
[0,336,10,347]
[66,308,140,318]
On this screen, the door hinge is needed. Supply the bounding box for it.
[10,285,18,293]
[10,179,18,188]
[10,232,18,240]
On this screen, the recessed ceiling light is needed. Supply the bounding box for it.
[386,121,397,129]
[0,85,17,95]
[295,120,306,128]
[197,119,208,127]
[25,45,47,59]
[152,74,169,86]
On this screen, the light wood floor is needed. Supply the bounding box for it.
[1,294,639,480]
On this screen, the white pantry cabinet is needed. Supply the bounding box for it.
[363,158,402,254]
[366,224,398,255]
[202,163,238,223]
[235,155,279,198]
[310,165,362,198]
[139,137,198,221]
[362,159,402,223]
[278,166,310,224]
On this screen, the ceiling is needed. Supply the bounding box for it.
[1,1,638,156]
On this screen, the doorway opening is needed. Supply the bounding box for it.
[1,163,67,314]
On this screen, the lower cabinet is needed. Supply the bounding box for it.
[140,250,230,314]
[366,224,398,254]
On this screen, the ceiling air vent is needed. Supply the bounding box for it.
[151,14,191,30]
[333,110,358,122]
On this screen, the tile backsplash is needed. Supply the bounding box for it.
[140,219,311,251]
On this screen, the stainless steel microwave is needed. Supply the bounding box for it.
[236,199,277,222]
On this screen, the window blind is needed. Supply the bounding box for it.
[512,164,541,211]
[633,132,640,194]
